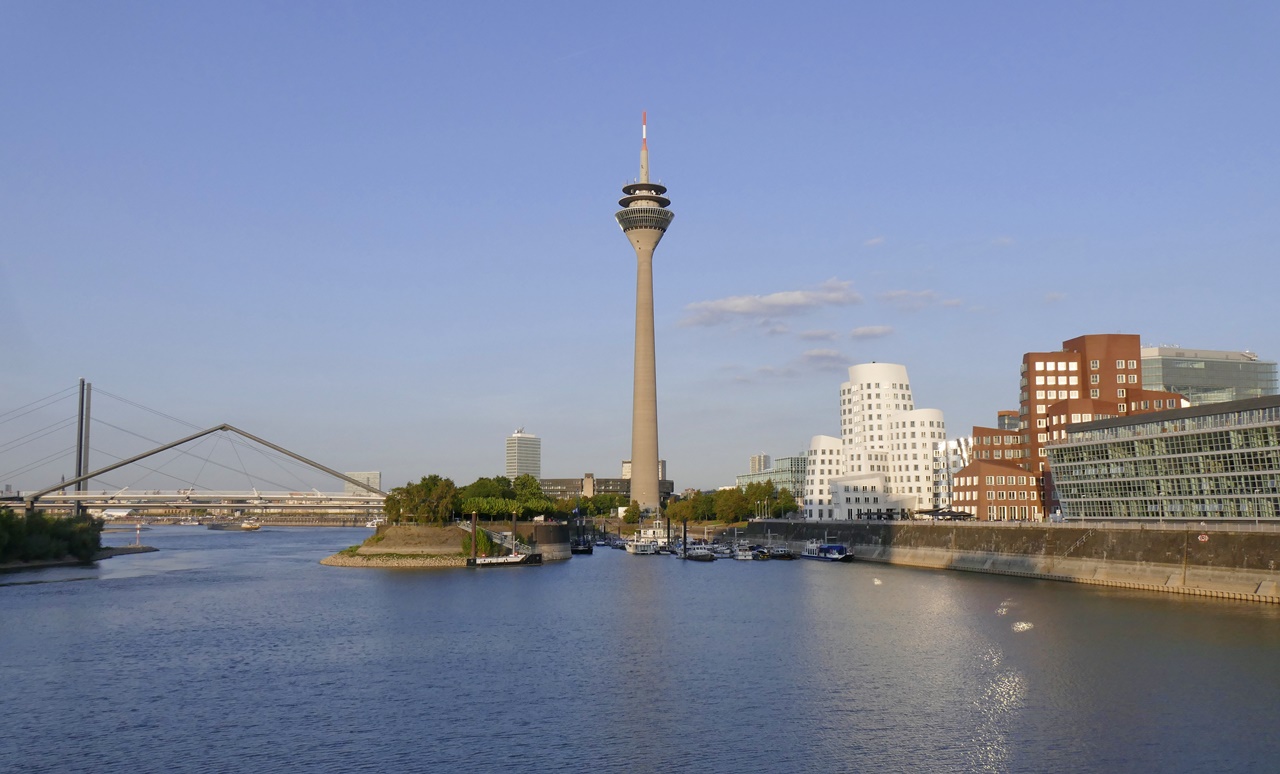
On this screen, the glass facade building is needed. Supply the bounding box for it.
[1141,347,1277,406]
[736,455,806,497]
[1048,396,1280,520]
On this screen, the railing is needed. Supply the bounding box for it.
[456,521,534,554]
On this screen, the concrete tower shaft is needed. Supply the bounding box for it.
[615,113,674,513]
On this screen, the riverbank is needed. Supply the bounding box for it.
[0,544,158,573]
[748,520,1280,604]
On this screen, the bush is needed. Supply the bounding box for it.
[0,509,102,563]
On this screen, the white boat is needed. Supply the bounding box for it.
[365,518,386,528]
[626,540,658,555]
[734,545,754,560]
[631,519,675,551]
[800,539,852,562]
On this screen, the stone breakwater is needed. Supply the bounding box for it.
[748,520,1280,604]
[320,553,466,568]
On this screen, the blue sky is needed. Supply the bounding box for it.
[3,1,1278,493]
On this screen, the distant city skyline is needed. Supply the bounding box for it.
[3,3,1278,493]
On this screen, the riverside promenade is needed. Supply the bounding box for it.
[748,519,1280,603]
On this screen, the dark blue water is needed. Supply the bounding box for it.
[3,527,1279,773]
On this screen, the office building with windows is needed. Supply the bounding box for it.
[505,429,541,480]
[1048,395,1280,521]
[1141,347,1277,406]
[342,472,381,496]
[953,333,1187,520]
[736,454,806,497]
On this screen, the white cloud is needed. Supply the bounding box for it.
[864,236,886,247]
[850,325,893,340]
[1044,292,1066,304]
[681,278,863,326]
[992,236,1015,247]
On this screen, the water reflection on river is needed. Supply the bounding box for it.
[3,527,1279,773]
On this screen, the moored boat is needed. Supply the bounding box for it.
[683,546,716,561]
[467,552,542,567]
[800,539,853,562]
[767,545,795,560]
[626,540,658,555]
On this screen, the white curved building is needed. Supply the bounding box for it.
[802,435,843,520]
[887,408,947,511]
[803,362,950,520]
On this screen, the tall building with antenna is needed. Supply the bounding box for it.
[615,113,674,513]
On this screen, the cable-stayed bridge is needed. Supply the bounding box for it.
[2,384,386,520]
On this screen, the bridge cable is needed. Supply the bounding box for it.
[226,434,256,492]
[92,388,202,431]
[88,419,300,492]
[0,416,78,456]
[86,447,211,492]
[239,439,322,491]
[0,445,79,482]
[0,387,77,426]
[109,434,217,492]
[93,387,331,480]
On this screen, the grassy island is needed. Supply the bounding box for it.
[321,524,471,568]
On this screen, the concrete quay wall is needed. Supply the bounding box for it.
[746,520,1280,604]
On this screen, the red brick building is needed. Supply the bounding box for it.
[954,334,1185,520]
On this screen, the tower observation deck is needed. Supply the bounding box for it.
[615,112,673,513]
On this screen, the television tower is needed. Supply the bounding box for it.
[615,112,674,513]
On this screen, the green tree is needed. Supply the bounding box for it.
[385,475,460,524]
[689,491,716,522]
[773,487,798,517]
[512,474,543,501]
[623,501,641,524]
[743,479,777,517]
[665,499,693,523]
[713,488,750,523]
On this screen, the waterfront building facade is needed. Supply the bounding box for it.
[888,408,948,511]
[803,435,843,520]
[1141,347,1277,406]
[1048,395,1280,521]
[953,333,1186,520]
[505,429,541,480]
[736,454,806,497]
[803,362,949,520]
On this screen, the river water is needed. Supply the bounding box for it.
[3,526,1279,773]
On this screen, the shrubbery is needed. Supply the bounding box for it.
[0,509,103,563]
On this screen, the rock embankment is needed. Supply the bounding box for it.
[320,553,466,568]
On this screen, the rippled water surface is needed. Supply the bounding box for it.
[4,526,1280,773]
